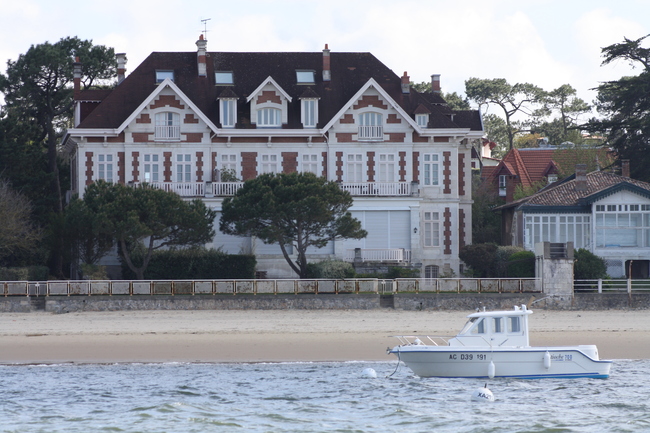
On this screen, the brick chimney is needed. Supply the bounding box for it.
[196,35,207,77]
[401,71,410,94]
[73,57,82,99]
[621,159,630,178]
[116,53,127,84]
[575,164,587,192]
[322,44,331,82]
[431,74,441,93]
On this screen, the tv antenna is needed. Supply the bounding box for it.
[201,18,211,40]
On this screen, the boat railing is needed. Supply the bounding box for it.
[394,335,451,347]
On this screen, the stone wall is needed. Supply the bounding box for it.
[1,293,649,313]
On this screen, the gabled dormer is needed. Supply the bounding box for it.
[299,87,320,129]
[218,87,238,129]
[246,77,292,128]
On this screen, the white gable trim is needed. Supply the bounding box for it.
[246,76,293,103]
[321,78,420,133]
[117,78,219,134]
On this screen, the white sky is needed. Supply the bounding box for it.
[1,0,648,113]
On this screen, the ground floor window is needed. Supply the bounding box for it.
[524,214,590,250]
[424,265,439,278]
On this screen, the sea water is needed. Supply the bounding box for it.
[1,360,648,432]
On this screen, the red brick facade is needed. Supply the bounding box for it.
[443,151,452,194]
[241,152,257,180]
[150,95,184,109]
[444,207,452,255]
[281,152,298,173]
[196,152,204,182]
[163,152,172,182]
[458,153,465,196]
[367,151,375,182]
[132,152,140,182]
[257,91,282,104]
[117,152,125,184]
[459,209,466,249]
[353,95,387,110]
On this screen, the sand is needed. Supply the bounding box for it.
[1,309,649,364]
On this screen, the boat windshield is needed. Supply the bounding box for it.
[459,317,477,335]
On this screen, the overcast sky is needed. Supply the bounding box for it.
[1,0,648,115]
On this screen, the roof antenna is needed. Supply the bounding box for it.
[201,18,211,40]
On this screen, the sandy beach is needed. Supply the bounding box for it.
[1,309,649,364]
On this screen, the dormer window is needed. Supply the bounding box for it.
[301,99,318,128]
[416,114,429,127]
[215,71,234,85]
[156,70,174,83]
[257,107,282,127]
[220,99,237,128]
[296,70,315,84]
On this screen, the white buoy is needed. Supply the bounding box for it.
[488,361,496,379]
[361,368,377,378]
[544,351,552,370]
[471,383,495,403]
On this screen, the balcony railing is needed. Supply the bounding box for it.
[154,125,180,141]
[339,182,412,196]
[358,125,383,141]
[209,181,245,196]
[344,248,411,263]
[133,182,205,197]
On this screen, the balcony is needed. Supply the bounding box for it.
[344,248,411,263]
[131,181,415,198]
[154,125,180,141]
[358,125,383,141]
[339,182,414,196]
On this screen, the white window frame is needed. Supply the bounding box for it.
[416,113,429,127]
[154,112,180,141]
[423,211,440,247]
[424,265,439,278]
[215,71,234,85]
[422,154,440,186]
[301,99,318,128]
[595,204,650,248]
[156,70,174,83]
[220,99,236,128]
[257,107,282,127]
[143,154,160,183]
[524,214,591,250]
[97,154,114,182]
[261,154,279,174]
[358,112,383,141]
[176,154,192,183]
[378,154,396,183]
[296,70,315,84]
[301,154,319,175]
[346,154,364,182]
[499,174,507,196]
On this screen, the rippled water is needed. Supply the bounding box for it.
[1,360,648,432]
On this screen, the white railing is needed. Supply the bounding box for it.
[154,125,180,141]
[135,182,205,197]
[344,248,411,263]
[210,181,244,196]
[358,126,383,141]
[339,182,411,196]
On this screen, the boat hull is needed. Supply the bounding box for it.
[390,346,612,379]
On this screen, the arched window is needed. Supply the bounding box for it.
[358,112,383,140]
[257,107,282,127]
[425,265,439,279]
[154,112,180,140]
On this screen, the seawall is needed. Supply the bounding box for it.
[2,293,650,313]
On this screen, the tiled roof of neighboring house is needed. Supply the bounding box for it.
[76,50,482,131]
[495,171,650,210]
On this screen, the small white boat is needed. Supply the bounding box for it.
[388,305,612,379]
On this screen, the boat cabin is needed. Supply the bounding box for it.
[447,305,532,348]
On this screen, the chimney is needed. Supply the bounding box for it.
[322,44,331,82]
[116,53,127,84]
[575,164,587,192]
[73,57,82,99]
[401,71,410,94]
[621,159,630,178]
[431,74,441,93]
[196,35,207,77]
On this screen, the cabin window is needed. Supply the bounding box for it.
[471,318,486,335]
[493,317,503,333]
[508,317,521,333]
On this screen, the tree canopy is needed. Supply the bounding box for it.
[76,181,216,279]
[219,172,367,278]
[587,34,650,182]
[465,77,546,150]
[0,180,42,266]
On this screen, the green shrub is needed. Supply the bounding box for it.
[507,250,536,277]
[0,266,48,281]
[305,260,355,279]
[121,248,256,279]
[494,246,524,276]
[385,267,419,279]
[574,248,607,279]
[459,243,498,277]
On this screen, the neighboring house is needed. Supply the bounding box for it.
[483,147,614,203]
[62,36,483,278]
[495,162,650,278]
[470,138,499,170]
